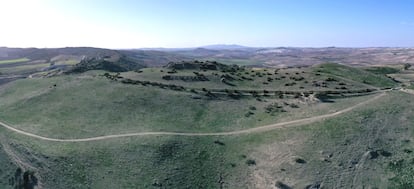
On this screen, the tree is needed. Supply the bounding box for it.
[404,63,411,70]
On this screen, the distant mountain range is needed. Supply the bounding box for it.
[138,44,254,51]
[198,44,253,50]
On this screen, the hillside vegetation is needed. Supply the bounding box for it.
[0,47,148,77]
[313,63,397,88]
[0,58,413,188]
[0,69,378,139]
[0,58,30,64]
[0,91,413,188]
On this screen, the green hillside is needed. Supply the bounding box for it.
[0,58,30,64]
[0,62,413,188]
[1,91,413,188]
[0,69,377,139]
[313,63,397,88]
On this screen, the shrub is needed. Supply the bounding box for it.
[251,91,259,97]
[379,150,392,157]
[214,140,225,146]
[325,77,337,82]
[246,159,256,166]
[275,181,292,189]
[11,168,38,189]
[285,82,297,86]
[295,158,306,164]
[290,104,299,108]
[404,149,412,153]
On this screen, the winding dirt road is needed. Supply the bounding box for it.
[401,88,414,95]
[0,93,386,142]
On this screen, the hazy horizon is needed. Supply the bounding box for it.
[1,0,414,48]
[2,44,414,50]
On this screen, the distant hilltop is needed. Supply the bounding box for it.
[1,46,414,71]
[198,44,252,50]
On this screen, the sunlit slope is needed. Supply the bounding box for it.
[0,70,377,139]
[313,63,397,88]
[0,91,413,188]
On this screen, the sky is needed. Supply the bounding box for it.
[0,0,413,48]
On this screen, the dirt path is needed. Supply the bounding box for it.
[401,88,414,95]
[0,93,386,142]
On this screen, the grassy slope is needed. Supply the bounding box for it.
[0,91,413,188]
[205,58,263,66]
[0,58,30,64]
[268,91,414,188]
[54,59,79,66]
[363,66,400,75]
[314,63,397,88]
[122,66,370,91]
[0,64,411,188]
[0,71,376,139]
[0,63,50,74]
[0,142,19,189]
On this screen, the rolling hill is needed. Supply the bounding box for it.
[1,56,414,188]
[1,46,414,188]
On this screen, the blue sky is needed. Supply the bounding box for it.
[1,0,413,48]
